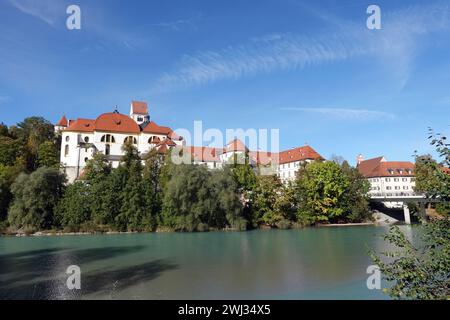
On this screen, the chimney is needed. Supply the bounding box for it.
[356,154,364,166]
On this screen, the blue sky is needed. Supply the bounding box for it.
[0,0,449,164]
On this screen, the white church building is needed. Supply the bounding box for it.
[56,101,324,183]
[56,101,184,182]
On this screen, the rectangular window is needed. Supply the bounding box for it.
[385,178,390,182]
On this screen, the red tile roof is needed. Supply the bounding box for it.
[358,156,415,178]
[184,146,220,162]
[95,112,140,134]
[157,138,176,147]
[142,121,172,135]
[225,139,248,153]
[65,118,96,132]
[56,115,68,127]
[249,151,274,166]
[131,101,148,115]
[278,145,323,164]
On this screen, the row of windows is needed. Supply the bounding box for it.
[278,171,295,178]
[64,144,111,157]
[387,169,413,175]
[387,186,410,190]
[65,135,165,145]
[371,186,410,191]
[370,177,414,183]
[280,162,300,169]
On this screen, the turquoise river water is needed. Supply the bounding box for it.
[0,226,407,299]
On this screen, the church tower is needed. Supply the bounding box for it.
[130,101,150,125]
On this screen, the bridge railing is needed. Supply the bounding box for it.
[369,192,425,198]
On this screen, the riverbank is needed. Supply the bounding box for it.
[317,222,375,227]
[0,221,377,237]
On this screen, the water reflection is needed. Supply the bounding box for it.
[0,227,395,300]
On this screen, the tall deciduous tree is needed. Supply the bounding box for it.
[295,161,350,223]
[8,167,66,230]
[37,141,59,168]
[55,181,92,229]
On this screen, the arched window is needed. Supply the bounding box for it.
[105,144,111,156]
[65,136,70,142]
[64,145,69,157]
[148,136,161,144]
[124,136,137,144]
[84,136,89,143]
[101,134,115,143]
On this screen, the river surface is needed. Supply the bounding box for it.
[0,226,407,300]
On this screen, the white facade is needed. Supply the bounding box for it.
[59,103,184,183]
[357,155,416,209]
[277,160,308,183]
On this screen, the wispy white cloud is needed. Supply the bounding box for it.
[152,3,450,92]
[0,95,12,104]
[153,19,197,32]
[152,13,202,32]
[6,0,63,26]
[281,107,395,121]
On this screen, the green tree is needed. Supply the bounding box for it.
[142,149,165,228]
[11,117,55,171]
[115,142,149,231]
[253,175,282,227]
[37,141,59,168]
[295,161,350,224]
[83,152,111,183]
[0,160,27,221]
[55,181,92,229]
[210,167,245,230]
[370,220,449,299]
[8,167,66,230]
[161,164,243,231]
[0,123,9,137]
[227,152,257,196]
[340,161,371,222]
[0,136,20,166]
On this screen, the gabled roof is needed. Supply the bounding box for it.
[358,156,415,178]
[225,139,248,153]
[95,112,140,134]
[184,146,220,162]
[56,115,68,127]
[278,145,323,164]
[142,121,172,135]
[65,118,96,132]
[249,151,274,166]
[131,101,148,115]
[357,156,385,176]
